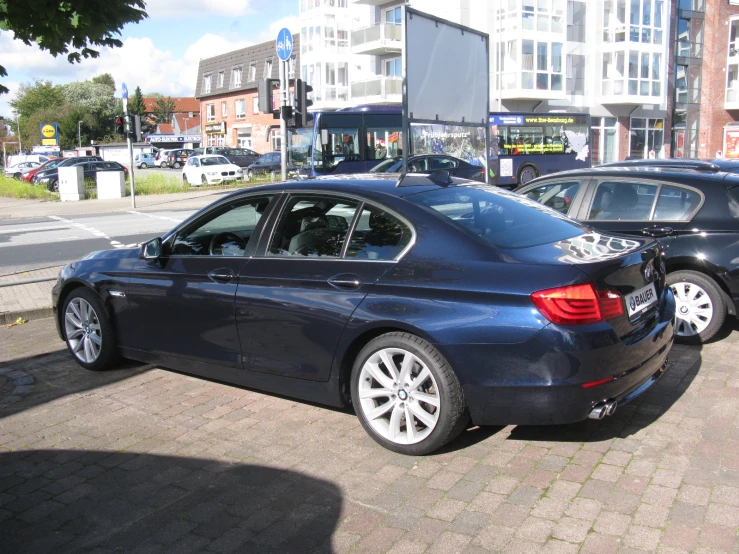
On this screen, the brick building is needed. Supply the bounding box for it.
[194,36,300,154]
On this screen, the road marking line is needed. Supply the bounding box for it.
[127,210,183,224]
[47,215,141,250]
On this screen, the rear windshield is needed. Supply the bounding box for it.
[407,185,586,249]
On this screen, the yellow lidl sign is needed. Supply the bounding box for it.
[40,123,58,139]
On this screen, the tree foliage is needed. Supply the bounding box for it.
[0,1,148,94]
[153,96,176,125]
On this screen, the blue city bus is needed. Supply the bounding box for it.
[291,106,591,187]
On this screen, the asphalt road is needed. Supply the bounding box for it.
[0,208,196,273]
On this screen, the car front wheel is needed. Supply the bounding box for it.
[140,163,147,169]
[351,332,469,455]
[63,288,119,371]
[668,271,726,344]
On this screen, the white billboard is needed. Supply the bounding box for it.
[405,9,489,125]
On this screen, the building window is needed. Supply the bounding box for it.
[592,117,618,165]
[384,6,402,25]
[231,67,243,88]
[271,130,281,151]
[206,104,215,123]
[384,58,401,78]
[677,14,703,58]
[521,40,563,91]
[238,129,252,148]
[235,99,246,119]
[217,71,224,88]
[630,117,664,159]
[264,58,273,79]
[221,102,227,117]
[248,62,257,81]
[203,74,212,94]
[252,97,259,114]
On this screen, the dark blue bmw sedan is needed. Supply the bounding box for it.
[52,174,676,455]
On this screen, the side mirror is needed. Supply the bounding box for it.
[141,237,162,259]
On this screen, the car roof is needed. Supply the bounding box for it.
[523,165,739,189]
[193,154,229,159]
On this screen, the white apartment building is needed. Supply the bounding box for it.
[299,0,739,161]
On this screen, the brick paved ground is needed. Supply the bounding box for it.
[1,318,738,553]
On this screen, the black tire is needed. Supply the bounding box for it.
[173,161,181,169]
[201,174,208,185]
[183,173,189,184]
[48,179,58,192]
[62,287,119,371]
[667,270,726,344]
[518,164,538,185]
[246,169,253,182]
[140,163,147,169]
[351,332,469,455]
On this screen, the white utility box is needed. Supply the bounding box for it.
[96,171,126,199]
[58,166,84,201]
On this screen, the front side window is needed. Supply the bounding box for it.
[171,196,273,257]
[523,180,582,215]
[268,196,360,257]
[346,205,412,260]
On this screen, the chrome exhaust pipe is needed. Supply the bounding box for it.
[605,400,617,416]
[588,403,607,420]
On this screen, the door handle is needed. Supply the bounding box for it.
[208,268,234,283]
[641,226,674,238]
[328,274,363,290]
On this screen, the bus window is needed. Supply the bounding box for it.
[313,127,359,171]
[367,127,402,160]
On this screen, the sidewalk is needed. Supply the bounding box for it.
[0,190,229,324]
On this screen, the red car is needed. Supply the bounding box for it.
[22,157,61,182]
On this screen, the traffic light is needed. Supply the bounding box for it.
[295,79,314,128]
[258,78,276,114]
[115,115,124,135]
[134,115,142,142]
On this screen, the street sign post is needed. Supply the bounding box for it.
[276,28,293,181]
[122,82,136,207]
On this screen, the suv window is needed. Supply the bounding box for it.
[522,180,582,215]
[268,196,359,257]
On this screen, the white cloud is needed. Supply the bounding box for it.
[258,15,301,42]
[144,0,255,19]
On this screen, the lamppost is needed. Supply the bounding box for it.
[78,121,83,148]
[14,112,21,153]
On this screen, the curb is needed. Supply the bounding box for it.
[1,307,54,325]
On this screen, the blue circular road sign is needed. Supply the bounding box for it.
[276,28,293,62]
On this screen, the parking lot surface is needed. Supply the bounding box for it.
[1,318,738,553]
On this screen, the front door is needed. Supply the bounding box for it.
[122,194,276,368]
[235,194,414,381]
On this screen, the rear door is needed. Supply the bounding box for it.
[577,178,702,247]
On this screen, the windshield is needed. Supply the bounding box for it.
[201,156,230,166]
[407,185,586,249]
[370,158,402,173]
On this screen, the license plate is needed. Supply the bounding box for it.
[626,283,658,317]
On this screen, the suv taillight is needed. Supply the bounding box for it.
[531,283,624,326]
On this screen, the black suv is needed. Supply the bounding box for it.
[515,165,739,343]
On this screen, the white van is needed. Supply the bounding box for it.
[7,154,51,167]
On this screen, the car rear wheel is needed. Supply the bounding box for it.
[173,162,181,169]
[246,169,253,182]
[668,271,726,344]
[63,288,118,371]
[201,174,208,185]
[351,332,469,455]
[48,179,58,192]
[140,163,147,169]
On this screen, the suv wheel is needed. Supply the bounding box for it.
[668,270,726,344]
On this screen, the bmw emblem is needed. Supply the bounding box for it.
[398,390,408,401]
[644,264,653,282]
[629,297,636,311]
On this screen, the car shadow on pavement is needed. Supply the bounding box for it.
[507,342,703,444]
[0,349,155,419]
[0,449,343,553]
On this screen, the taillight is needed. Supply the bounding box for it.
[531,283,624,326]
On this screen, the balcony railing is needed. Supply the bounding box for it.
[351,22,402,54]
[351,77,402,102]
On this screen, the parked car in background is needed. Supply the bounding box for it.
[516,165,739,343]
[166,149,196,169]
[154,149,174,168]
[32,157,116,191]
[182,155,243,185]
[52,175,675,455]
[216,147,260,168]
[3,161,41,178]
[246,152,297,181]
[22,158,63,182]
[370,155,485,181]
[135,153,156,169]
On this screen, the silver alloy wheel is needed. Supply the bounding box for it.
[671,281,714,337]
[358,347,441,445]
[64,297,103,364]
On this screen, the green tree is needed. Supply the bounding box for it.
[9,80,64,146]
[0,2,147,94]
[91,73,116,90]
[153,96,176,125]
[128,85,151,134]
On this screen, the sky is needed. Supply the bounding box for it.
[0,0,299,119]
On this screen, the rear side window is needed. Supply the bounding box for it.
[653,186,701,221]
[522,180,582,215]
[346,206,413,260]
[588,181,657,221]
[408,185,585,249]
